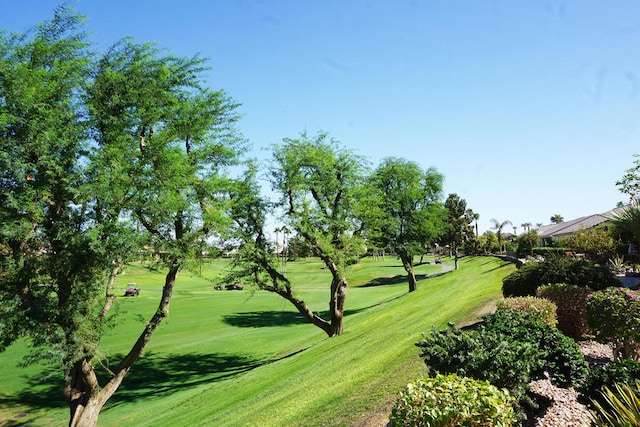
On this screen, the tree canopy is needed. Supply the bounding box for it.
[366,157,445,291]
[0,6,243,425]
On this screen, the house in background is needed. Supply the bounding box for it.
[537,206,627,240]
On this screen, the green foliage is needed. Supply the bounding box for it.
[579,359,640,410]
[417,310,589,420]
[478,231,499,254]
[564,226,617,264]
[481,310,589,388]
[417,323,542,415]
[608,203,640,251]
[390,374,516,427]
[587,287,640,360]
[590,380,640,427]
[441,194,475,269]
[364,157,445,288]
[502,257,619,297]
[537,283,592,339]
[495,296,556,326]
[515,230,539,258]
[616,153,640,201]
[532,247,568,256]
[490,218,512,254]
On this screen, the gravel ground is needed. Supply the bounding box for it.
[355,340,615,427]
[522,340,614,427]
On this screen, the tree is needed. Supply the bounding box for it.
[228,131,366,337]
[521,222,532,233]
[473,213,480,238]
[490,218,512,255]
[608,204,640,254]
[442,194,475,270]
[550,214,564,224]
[478,231,499,254]
[564,226,617,263]
[0,8,243,425]
[616,153,640,203]
[516,230,539,258]
[366,158,445,291]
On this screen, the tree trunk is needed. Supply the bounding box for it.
[66,264,180,426]
[399,252,417,292]
[453,246,459,270]
[329,275,346,336]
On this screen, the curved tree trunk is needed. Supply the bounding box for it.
[66,264,180,426]
[399,252,417,292]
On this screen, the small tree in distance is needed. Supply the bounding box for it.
[441,194,474,269]
[365,157,445,291]
[490,218,512,255]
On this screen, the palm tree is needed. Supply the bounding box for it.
[490,218,512,254]
[473,212,480,238]
[608,203,640,251]
[550,214,564,224]
[521,222,532,232]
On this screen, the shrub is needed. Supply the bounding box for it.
[590,380,640,426]
[532,247,568,257]
[502,257,619,297]
[417,323,541,416]
[495,296,556,326]
[587,287,640,361]
[390,373,516,427]
[579,359,640,408]
[481,310,589,388]
[537,284,592,339]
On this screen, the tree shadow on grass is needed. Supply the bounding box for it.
[223,307,370,328]
[0,365,67,422]
[99,351,266,408]
[0,351,268,417]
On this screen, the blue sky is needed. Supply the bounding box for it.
[3,1,639,234]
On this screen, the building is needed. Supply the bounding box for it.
[537,206,628,240]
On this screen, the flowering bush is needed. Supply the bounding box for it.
[587,287,640,360]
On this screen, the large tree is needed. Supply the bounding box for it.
[442,194,475,270]
[228,132,366,337]
[0,8,242,426]
[366,157,445,291]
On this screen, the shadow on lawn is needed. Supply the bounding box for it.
[361,272,435,288]
[0,351,267,414]
[223,307,370,328]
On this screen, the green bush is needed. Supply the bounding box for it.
[587,287,640,361]
[481,310,589,388]
[495,296,557,326]
[390,373,516,427]
[502,257,619,297]
[590,380,640,427]
[417,323,541,416]
[532,247,568,257]
[537,284,592,339]
[579,359,640,408]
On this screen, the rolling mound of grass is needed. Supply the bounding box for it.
[0,256,514,426]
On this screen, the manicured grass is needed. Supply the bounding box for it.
[0,256,514,426]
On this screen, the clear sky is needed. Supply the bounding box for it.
[3,1,639,234]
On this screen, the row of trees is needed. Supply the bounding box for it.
[0,8,480,425]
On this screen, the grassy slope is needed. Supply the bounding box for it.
[0,256,514,426]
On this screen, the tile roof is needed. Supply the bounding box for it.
[537,206,628,238]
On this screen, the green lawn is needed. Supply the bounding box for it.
[0,256,514,426]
